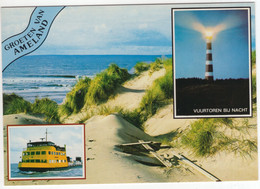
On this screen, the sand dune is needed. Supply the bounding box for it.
[144,105,258,181]
[84,114,209,183]
[144,104,195,136]
[106,68,166,110]
[64,68,166,123]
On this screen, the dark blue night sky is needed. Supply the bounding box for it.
[174,9,250,79]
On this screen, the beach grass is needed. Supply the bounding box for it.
[3,93,31,115]
[180,118,257,157]
[86,63,130,105]
[3,94,60,123]
[78,105,124,123]
[252,50,256,68]
[138,58,173,120]
[134,62,150,75]
[149,58,163,74]
[118,58,173,129]
[31,98,60,123]
[59,77,91,116]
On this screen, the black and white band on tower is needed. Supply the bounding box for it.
[205,37,213,81]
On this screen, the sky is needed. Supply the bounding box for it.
[1,6,172,55]
[174,9,251,79]
[1,4,255,56]
[8,125,84,164]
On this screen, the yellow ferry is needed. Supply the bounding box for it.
[18,130,68,172]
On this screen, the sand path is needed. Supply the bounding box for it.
[105,68,166,110]
[64,68,166,123]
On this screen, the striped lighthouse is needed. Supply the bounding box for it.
[205,38,213,81]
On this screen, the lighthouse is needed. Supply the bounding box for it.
[204,29,214,81]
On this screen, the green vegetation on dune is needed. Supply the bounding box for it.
[120,58,173,129]
[149,58,164,74]
[252,50,256,67]
[138,58,173,120]
[134,62,150,75]
[3,94,59,123]
[31,98,59,123]
[180,118,257,157]
[86,63,130,105]
[134,58,165,76]
[74,58,173,127]
[59,63,131,117]
[3,93,31,115]
[59,77,91,116]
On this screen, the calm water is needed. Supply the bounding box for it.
[10,163,83,178]
[3,55,169,104]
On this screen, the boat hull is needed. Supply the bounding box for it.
[18,166,69,172]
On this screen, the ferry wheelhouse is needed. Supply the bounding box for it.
[18,139,68,172]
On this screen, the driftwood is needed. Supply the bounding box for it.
[118,140,221,182]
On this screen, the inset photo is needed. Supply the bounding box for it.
[172,7,252,118]
[7,124,85,181]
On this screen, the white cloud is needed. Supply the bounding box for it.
[1,7,34,40]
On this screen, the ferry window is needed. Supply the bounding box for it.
[36,151,40,155]
[51,152,53,155]
[23,152,25,156]
[41,151,46,155]
[26,159,29,162]
[44,160,47,163]
[65,160,66,162]
[30,159,34,163]
[48,151,51,155]
[36,159,40,163]
[26,152,30,155]
[59,152,60,155]
[31,152,35,155]
[49,160,52,163]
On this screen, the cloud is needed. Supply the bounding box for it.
[28,6,172,54]
[1,7,34,40]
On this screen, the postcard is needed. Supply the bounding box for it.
[0,1,258,188]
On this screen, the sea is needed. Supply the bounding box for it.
[3,55,170,104]
[10,163,83,178]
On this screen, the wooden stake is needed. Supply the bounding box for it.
[138,140,172,167]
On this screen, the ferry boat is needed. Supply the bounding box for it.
[18,130,69,172]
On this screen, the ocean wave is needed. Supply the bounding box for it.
[24,74,76,78]
[3,77,76,84]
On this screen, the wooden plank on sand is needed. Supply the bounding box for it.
[138,140,172,168]
[170,151,221,182]
[120,141,161,146]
